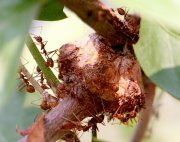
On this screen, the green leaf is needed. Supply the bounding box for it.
[134,19,180,99]
[0,91,42,142]
[113,0,180,32]
[36,0,67,21]
[0,0,40,106]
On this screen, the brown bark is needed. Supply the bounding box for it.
[59,0,140,45]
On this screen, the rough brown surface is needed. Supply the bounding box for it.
[57,33,145,121]
[59,0,140,45]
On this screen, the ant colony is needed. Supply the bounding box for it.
[19,33,59,111]
[17,8,145,141]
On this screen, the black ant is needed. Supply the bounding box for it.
[19,70,35,93]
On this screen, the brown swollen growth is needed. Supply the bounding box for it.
[57,33,145,124]
[18,0,145,141]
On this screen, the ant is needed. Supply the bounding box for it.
[35,66,50,90]
[60,115,89,132]
[39,71,50,90]
[40,91,58,110]
[30,91,58,110]
[46,57,54,68]
[112,7,128,17]
[19,70,35,93]
[113,113,129,124]
[88,115,105,126]
[87,114,105,131]
[117,8,126,16]
[113,106,139,124]
[34,36,47,55]
[61,113,105,133]
[34,36,57,68]
[45,49,58,68]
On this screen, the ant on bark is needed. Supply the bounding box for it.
[40,91,58,110]
[113,106,139,124]
[18,70,35,93]
[87,114,105,131]
[30,85,58,110]
[61,113,105,133]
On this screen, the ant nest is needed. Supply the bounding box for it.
[57,33,145,124]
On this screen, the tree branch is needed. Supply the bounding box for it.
[27,97,89,142]
[59,0,140,44]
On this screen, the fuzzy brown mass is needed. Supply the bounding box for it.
[57,33,145,123]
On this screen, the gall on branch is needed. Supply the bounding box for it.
[19,1,145,140]
[57,33,145,121]
[19,32,145,142]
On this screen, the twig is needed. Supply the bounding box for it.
[130,74,156,142]
[19,96,102,142]
[92,126,97,141]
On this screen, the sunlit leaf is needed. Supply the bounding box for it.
[36,0,67,21]
[134,19,180,99]
[0,0,40,106]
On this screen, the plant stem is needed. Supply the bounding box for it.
[25,35,60,92]
[92,126,97,142]
[130,75,156,142]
